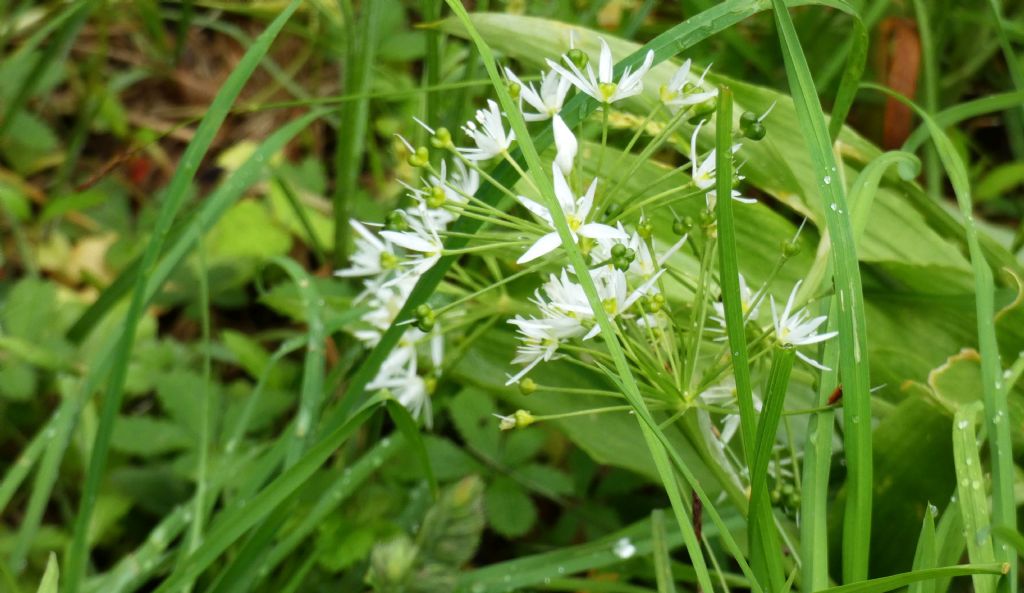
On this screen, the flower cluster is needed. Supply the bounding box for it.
[335,160,480,427]
[334,32,833,436]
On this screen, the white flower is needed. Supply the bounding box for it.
[770,280,838,371]
[552,114,577,175]
[355,277,418,345]
[367,344,433,427]
[689,122,755,209]
[516,165,625,264]
[458,100,515,161]
[660,59,717,112]
[380,207,444,277]
[581,266,664,339]
[334,220,398,279]
[505,67,571,121]
[505,314,586,384]
[546,38,654,104]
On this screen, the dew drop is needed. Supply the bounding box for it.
[957,419,969,429]
[613,537,637,559]
[823,176,832,185]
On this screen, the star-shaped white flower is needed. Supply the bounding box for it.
[458,100,515,161]
[334,220,398,280]
[380,207,445,277]
[689,121,755,208]
[505,67,572,121]
[546,38,654,104]
[771,280,838,371]
[516,165,625,264]
[660,59,717,112]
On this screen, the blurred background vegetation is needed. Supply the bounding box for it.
[0,1,1022,592]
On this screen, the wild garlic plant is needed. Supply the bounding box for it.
[336,35,837,500]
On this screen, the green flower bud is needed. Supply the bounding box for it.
[513,409,536,429]
[637,220,653,239]
[567,48,588,70]
[407,146,430,168]
[508,81,521,101]
[385,211,409,231]
[426,185,446,208]
[519,377,537,395]
[781,239,802,259]
[624,247,636,262]
[673,216,693,236]
[743,121,766,141]
[610,243,627,258]
[430,126,453,149]
[740,111,758,128]
[613,257,631,271]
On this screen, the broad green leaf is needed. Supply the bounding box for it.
[485,476,537,538]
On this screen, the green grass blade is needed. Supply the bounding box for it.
[933,500,966,593]
[953,403,998,593]
[35,553,58,593]
[863,81,1016,592]
[827,16,867,141]
[333,0,381,264]
[712,85,758,468]
[150,398,381,593]
[385,401,439,501]
[813,564,1009,593]
[269,257,327,466]
[903,90,1024,154]
[910,0,941,201]
[651,509,676,593]
[62,4,303,589]
[908,509,937,593]
[714,85,787,590]
[770,1,874,582]
[749,345,796,591]
[0,1,90,139]
[800,308,840,593]
[262,435,405,574]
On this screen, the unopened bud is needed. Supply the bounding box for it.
[430,126,453,149]
[407,146,430,168]
[567,48,588,70]
[519,377,537,395]
[385,211,408,231]
[508,81,521,101]
[426,185,446,208]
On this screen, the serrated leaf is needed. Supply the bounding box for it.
[485,476,537,539]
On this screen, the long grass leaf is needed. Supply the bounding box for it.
[863,81,1016,591]
[149,398,380,593]
[770,1,874,581]
[749,345,795,591]
[908,508,937,593]
[800,307,840,592]
[333,0,381,263]
[953,403,998,593]
[813,564,1008,593]
[62,4,303,589]
[651,509,676,593]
